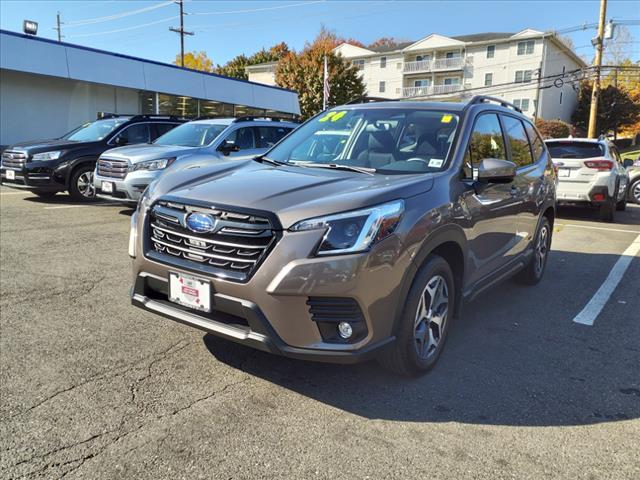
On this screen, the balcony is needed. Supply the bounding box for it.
[403,56,468,74]
[402,84,463,98]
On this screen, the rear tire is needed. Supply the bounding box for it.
[69,165,96,202]
[598,195,615,223]
[378,255,454,376]
[516,217,551,285]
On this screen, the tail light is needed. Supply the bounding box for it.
[584,159,613,171]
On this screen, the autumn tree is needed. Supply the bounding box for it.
[367,37,406,50]
[535,119,572,139]
[573,81,640,135]
[216,42,291,80]
[174,51,214,72]
[275,28,366,119]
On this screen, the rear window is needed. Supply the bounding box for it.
[546,142,605,159]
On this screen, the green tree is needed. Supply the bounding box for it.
[573,81,640,136]
[173,51,214,72]
[275,28,366,119]
[216,42,291,80]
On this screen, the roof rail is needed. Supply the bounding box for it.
[129,114,191,122]
[466,95,522,113]
[345,96,398,105]
[232,115,299,123]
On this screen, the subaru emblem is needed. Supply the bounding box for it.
[185,212,216,233]
[103,161,112,169]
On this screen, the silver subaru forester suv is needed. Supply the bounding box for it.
[94,117,297,204]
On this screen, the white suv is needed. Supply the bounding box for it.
[545,138,629,222]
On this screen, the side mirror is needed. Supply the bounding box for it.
[114,135,128,146]
[623,159,633,168]
[218,140,240,155]
[476,158,516,183]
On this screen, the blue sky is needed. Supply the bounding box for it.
[1,1,638,66]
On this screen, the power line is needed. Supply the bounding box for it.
[67,16,178,38]
[191,1,326,16]
[63,1,173,27]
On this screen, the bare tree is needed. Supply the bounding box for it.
[604,25,634,65]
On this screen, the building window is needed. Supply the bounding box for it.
[352,59,365,70]
[484,73,493,86]
[513,99,530,112]
[380,56,387,68]
[486,45,495,58]
[414,79,431,87]
[517,40,535,55]
[379,81,386,93]
[559,91,563,104]
[445,51,460,59]
[416,54,430,62]
[515,70,533,83]
[443,77,460,86]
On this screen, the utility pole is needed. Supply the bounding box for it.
[54,11,62,42]
[169,0,193,67]
[587,0,607,138]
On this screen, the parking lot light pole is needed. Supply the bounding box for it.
[588,0,607,138]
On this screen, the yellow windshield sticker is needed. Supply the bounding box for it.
[441,114,453,123]
[330,111,347,122]
[318,112,338,122]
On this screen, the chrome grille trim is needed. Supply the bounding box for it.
[145,201,277,281]
[97,157,129,179]
[1,150,28,169]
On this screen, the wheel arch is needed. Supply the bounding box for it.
[65,156,99,189]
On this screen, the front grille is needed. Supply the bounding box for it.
[1,150,27,169]
[97,157,128,179]
[307,297,367,343]
[146,201,276,282]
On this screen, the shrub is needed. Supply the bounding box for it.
[535,118,572,139]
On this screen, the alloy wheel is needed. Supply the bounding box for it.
[535,224,549,276]
[414,275,449,360]
[634,182,640,204]
[77,171,95,198]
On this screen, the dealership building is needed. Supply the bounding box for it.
[0,29,300,146]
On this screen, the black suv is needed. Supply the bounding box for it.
[130,96,557,375]
[0,114,185,201]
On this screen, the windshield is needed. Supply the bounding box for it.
[62,118,130,142]
[265,108,460,174]
[154,123,227,147]
[547,142,605,159]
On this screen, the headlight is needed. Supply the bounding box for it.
[131,157,176,171]
[32,151,62,161]
[290,200,404,255]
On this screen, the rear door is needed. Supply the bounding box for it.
[501,115,544,255]
[461,112,519,285]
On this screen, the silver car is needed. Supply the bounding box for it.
[93,117,297,204]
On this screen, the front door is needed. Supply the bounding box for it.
[460,113,520,286]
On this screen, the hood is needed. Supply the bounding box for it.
[149,157,433,229]
[8,138,99,154]
[100,144,194,162]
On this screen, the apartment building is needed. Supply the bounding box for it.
[246,29,586,123]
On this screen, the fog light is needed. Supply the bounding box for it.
[592,193,605,202]
[338,321,353,339]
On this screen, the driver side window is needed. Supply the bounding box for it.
[113,123,150,145]
[463,113,506,178]
[223,127,256,150]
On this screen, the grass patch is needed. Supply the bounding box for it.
[621,148,639,161]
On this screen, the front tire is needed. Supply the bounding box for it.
[630,179,640,205]
[69,165,96,202]
[378,255,454,376]
[516,217,551,285]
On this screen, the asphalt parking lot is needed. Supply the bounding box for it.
[1,186,638,480]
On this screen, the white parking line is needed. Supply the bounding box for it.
[44,202,123,210]
[557,223,640,234]
[0,191,28,195]
[573,232,640,326]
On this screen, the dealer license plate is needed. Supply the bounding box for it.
[169,272,211,312]
[6,170,15,180]
[101,181,114,193]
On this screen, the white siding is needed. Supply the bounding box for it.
[0,70,139,145]
[538,40,582,122]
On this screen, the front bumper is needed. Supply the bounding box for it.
[94,170,160,204]
[130,209,412,364]
[0,164,64,191]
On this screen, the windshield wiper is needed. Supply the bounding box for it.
[296,163,376,175]
[253,155,283,166]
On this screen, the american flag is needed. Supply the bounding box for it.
[323,55,330,110]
